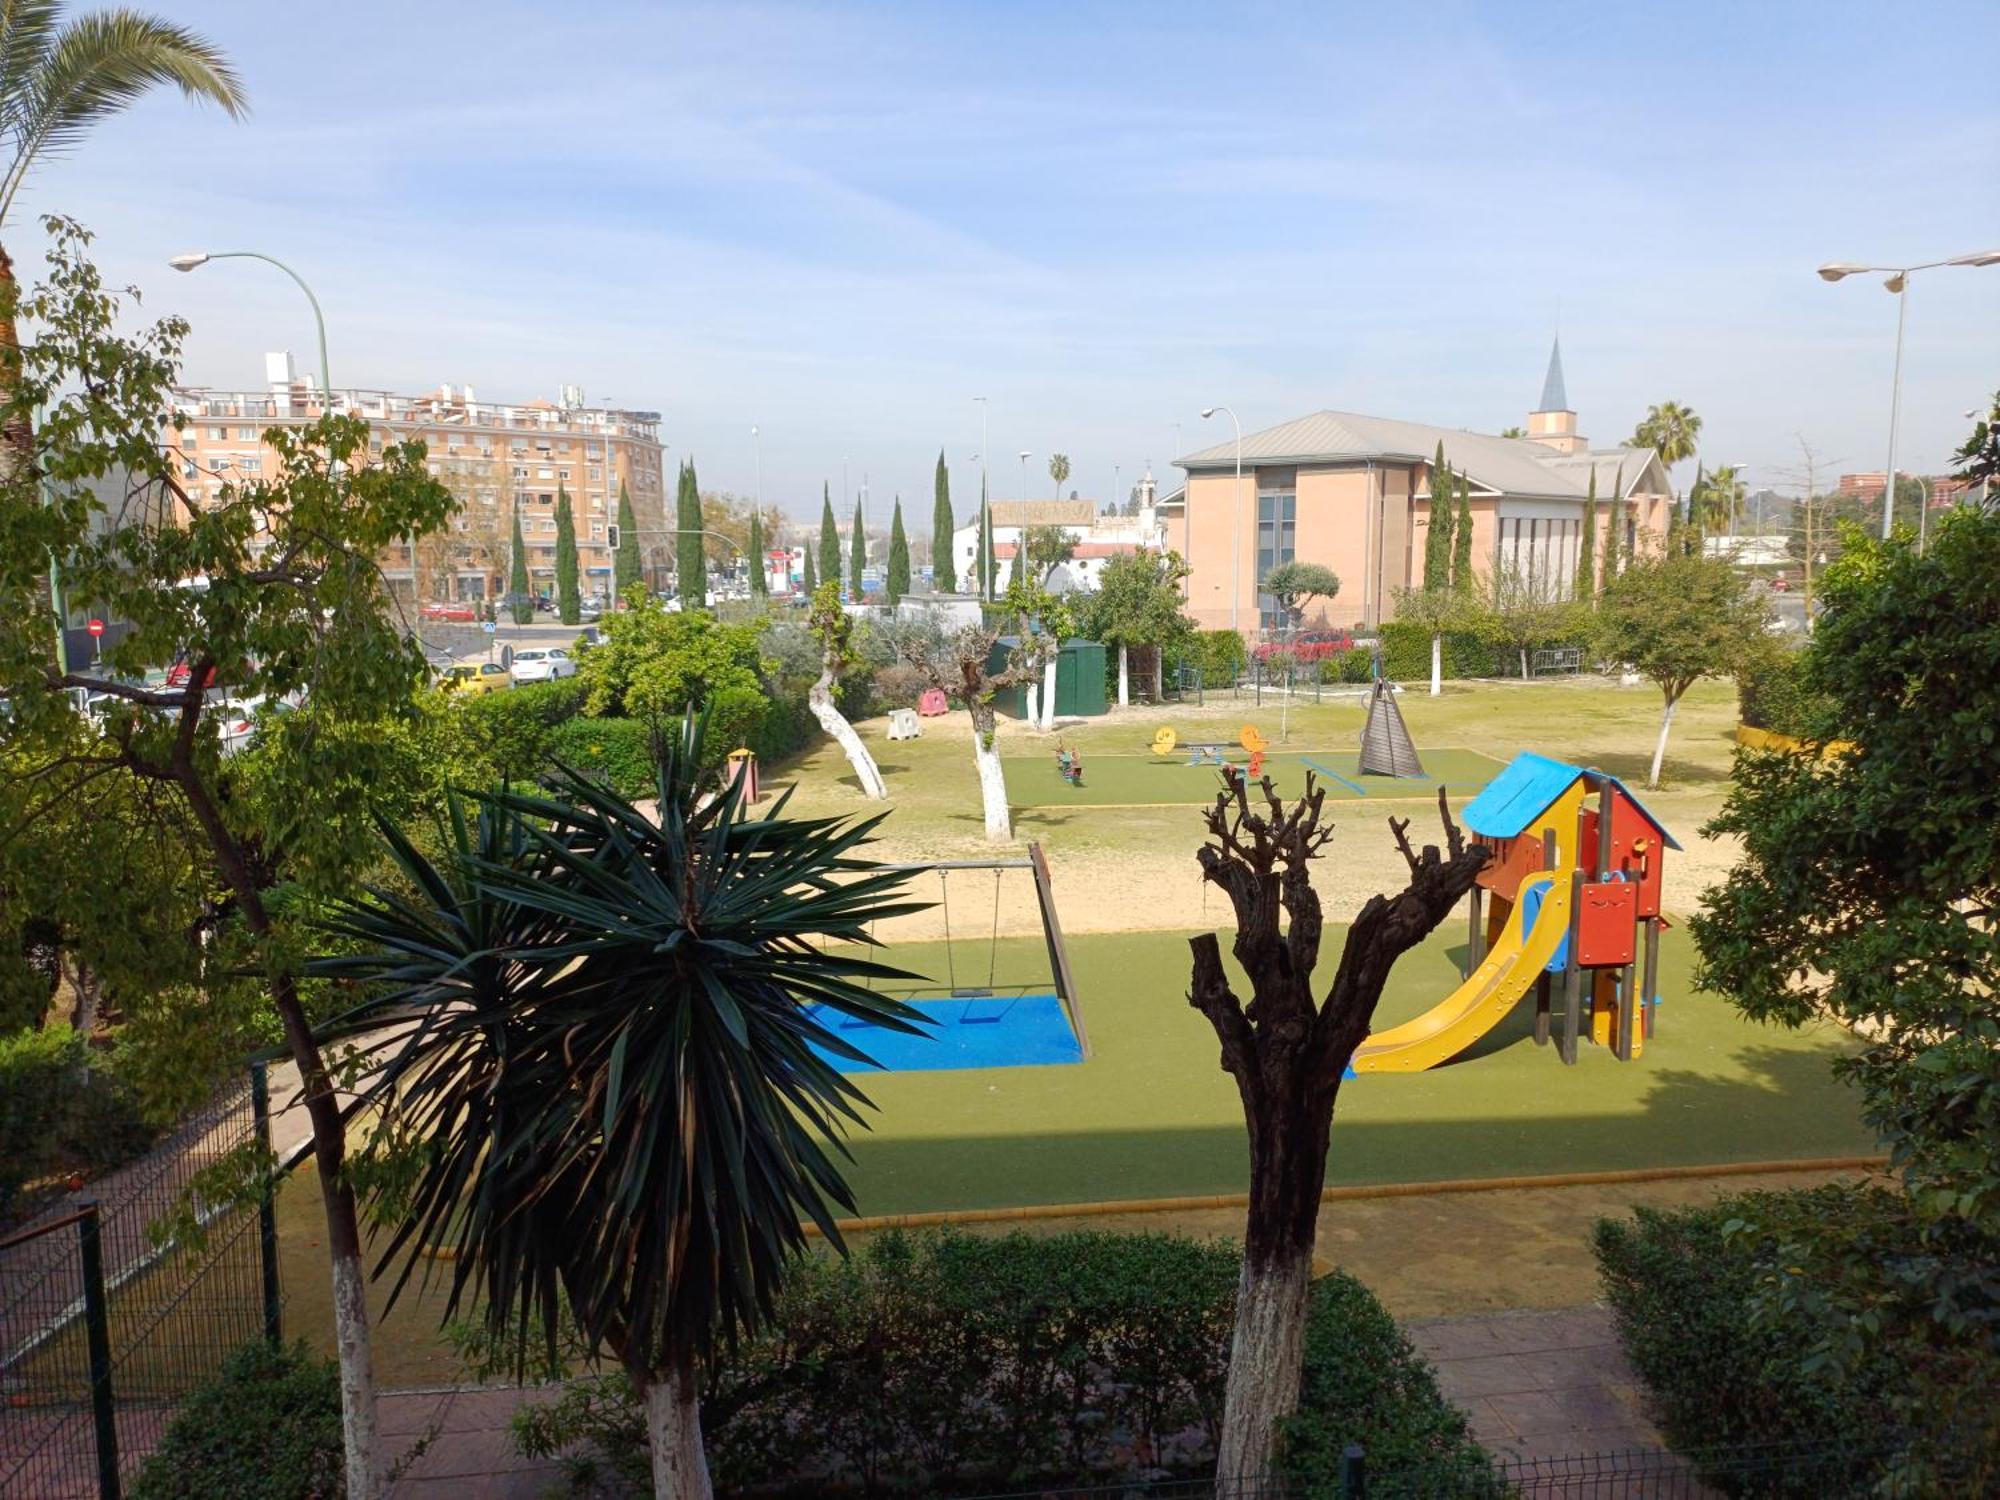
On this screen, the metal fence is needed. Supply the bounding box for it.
[0,1064,286,1499]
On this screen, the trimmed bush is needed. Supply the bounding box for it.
[1377,622,1499,682]
[1595,1185,2000,1495]
[449,677,588,781]
[0,1028,153,1220]
[506,1229,1489,1496]
[1166,628,1247,687]
[545,716,656,799]
[130,1340,343,1499]
[1280,1270,1505,1496]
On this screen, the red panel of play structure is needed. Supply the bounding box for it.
[1576,880,1638,967]
[1595,795,1666,919]
[1476,832,1546,899]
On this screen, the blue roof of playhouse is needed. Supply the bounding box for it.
[1462,752,1682,850]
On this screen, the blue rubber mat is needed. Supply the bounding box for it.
[808,993,1083,1073]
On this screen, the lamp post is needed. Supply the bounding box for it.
[751,425,762,589]
[1016,451,1032,594]
[1171,421,1186,598]
[169,251,330,399]
[1201,406,1243,632]
[1816,249,2000,539]
[973,397,990,599]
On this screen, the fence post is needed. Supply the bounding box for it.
[77,1202,122,1500]
[1340,1440,1367,1498]
[250,1061,283,1343]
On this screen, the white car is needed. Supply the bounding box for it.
[216,694,293,754]
[508,647,577,683]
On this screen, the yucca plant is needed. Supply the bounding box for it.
[312,714,927,1498]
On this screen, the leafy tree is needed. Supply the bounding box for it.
[1574,469,1597,604]
[889,609,1043,840]
[0,3,246,470]
[310,718,925,1498]
[1951,389,1999,494]
[576,593,767,720]
[0,222,454,1500]
[818,485,840,597]
[1084,549,1190,705]
[614,481,641,598]
[1601,467,1627,583]
[676,460,705,611]
[1022,523,1075,585]
[1191,781,1489,1487]
[1259,560,1340,631]
[553,484,580,625]
[1690,464,1743,535]
[746,511,766,598]
[885,498,910,605]
[1691,511,2000,1425]
[1475,563,1578,682]
[1630,400,1703,469]
[1498,425,1525,439]
[1595,545,1767,785]
[1451,477,1474,595]
[1003,574,1074,732]
[1048,452,1071,496]
[930,450,955,593]
[848,499,866,600]
[1422,444,1454,590]
[508,502,533,624]
[806,581,886,799]
[1391,586,1460,698]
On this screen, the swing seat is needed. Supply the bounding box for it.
[949,987,996,1001]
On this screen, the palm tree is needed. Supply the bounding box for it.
[0,4,247,465]
[312,715,926,1498]
[1630,400,1703,469]
[1690,464,1744,535]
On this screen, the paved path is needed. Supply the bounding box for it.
[383,1386,564,1497]
[1404,1304,1694,1470]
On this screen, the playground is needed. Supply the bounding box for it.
[1004,743,1508,807]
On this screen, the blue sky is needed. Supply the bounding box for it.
[35,0,2000,524]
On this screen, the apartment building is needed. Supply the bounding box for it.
[169,353,668,601]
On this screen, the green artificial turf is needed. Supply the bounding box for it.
[831,926,1874,1217]
[1003,745,1507,808]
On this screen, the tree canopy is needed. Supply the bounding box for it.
[1630,400,1702,468]
[1260,560,1341,629]
[576,594,768,720]
[554,484,580,624]
[886,499,910,605]
[930,451,954,593]
[1022,523,1075,585]
[818,486,840,596]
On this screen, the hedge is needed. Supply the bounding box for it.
[500,1228,1493,1496]
[130,1340,344,1500]
[1594,1184,2000,1495]
[1376,622,1499,682]
[1736,648,1829,739]
[545,716,657,799]
[0,1028,153,1221]
[1166,628,1248,687]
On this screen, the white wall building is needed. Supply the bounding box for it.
[949,477,1168,594]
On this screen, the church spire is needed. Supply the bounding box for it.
[1537,335,1569,414]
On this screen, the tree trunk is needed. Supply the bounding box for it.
[1215,1249,1315,1495]
[643,1362,713,1500]
[969,703,1011,842]
[1430,631,1443,696]
[176,770,384,1499]
[1024,679,1039,726]
[1117,642,1129,707]
[1648,693,1679,788]
[1519,646,1529,680]
[808,665,887,799]
[1155,646,1165,702]
[1040,649,1058,731]
[0,241,30,486]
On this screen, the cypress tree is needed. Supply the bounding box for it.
[976,477,993,599]
[931,449,955,593]
[507,504,532,624]
[850,499,867,601]
[1423,442,1454,591]
[802,541,817,593]
[553,483,580,624]
[887,497,910,605]
[613,481,641,599]
[676,460,706,610]
[1575,469,1598,605]
[1451,469,1474,594]
[819,486,841,596]
[1602,466,1626,582]
[747,511,767,598]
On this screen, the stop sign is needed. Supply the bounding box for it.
[87,619,104,637]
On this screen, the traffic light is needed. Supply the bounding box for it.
[606,523,620,549]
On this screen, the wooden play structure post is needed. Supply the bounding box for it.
[1560,866,1585,1065]
[1534,828,1557,1047]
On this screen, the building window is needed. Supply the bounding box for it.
[1255,468,1297,629]
[208,426,225,441]
[237,427,256,441]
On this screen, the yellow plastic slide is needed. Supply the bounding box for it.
[1350,873,1570,1074]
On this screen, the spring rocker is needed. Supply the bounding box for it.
[1350,752,1678,1073]
[1149,724,1268,777]
[1053,740,1085,787]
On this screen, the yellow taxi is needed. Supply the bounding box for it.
[439,661,513,696]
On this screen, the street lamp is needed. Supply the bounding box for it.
[169,251,331,399]
[1016,451,1032,592]
[1201,406,1243,631]
[1816,249,2000,538]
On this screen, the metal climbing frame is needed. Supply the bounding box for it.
[878,840,1090,1059]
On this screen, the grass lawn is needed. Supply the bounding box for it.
[829,927,1871,1217]
[1003,744,1506,807]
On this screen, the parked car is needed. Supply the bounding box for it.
[420,601,479,623]
[166,658,216,690]
[438,662,513,696]
[1254,630,1355,664]
[216,695,293,755]
[508,647,577,684]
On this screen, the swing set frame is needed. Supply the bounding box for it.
[875,840,1091,1059]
